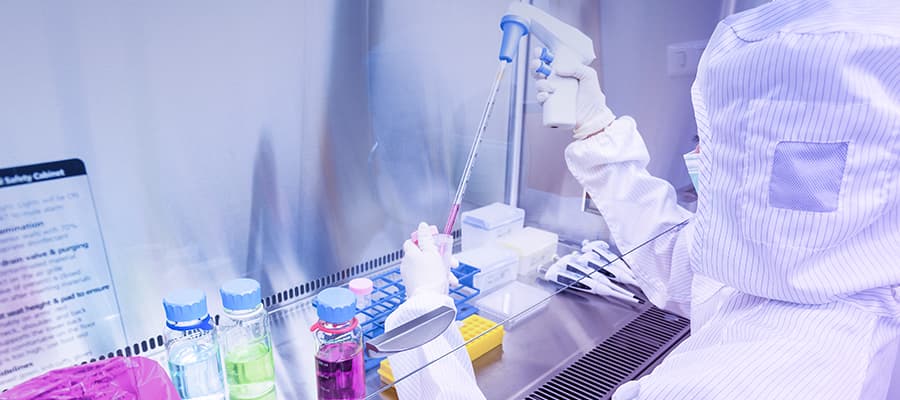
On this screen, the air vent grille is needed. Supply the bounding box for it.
[526,307,690,400]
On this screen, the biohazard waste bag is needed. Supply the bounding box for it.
[0,356,179,400]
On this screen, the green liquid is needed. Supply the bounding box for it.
[224,341,276,400]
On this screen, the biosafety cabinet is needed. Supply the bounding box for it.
[1,1,898,399]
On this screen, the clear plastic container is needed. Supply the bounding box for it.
[348,278,373,309]
[219,279,276,400]
[474,281,551,329]
[310,287,365,400]
[163,289,226,400]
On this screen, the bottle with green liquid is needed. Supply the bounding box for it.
[219,279,276,400]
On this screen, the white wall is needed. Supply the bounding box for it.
[599,1,722,188]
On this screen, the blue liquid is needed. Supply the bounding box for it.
[168,341,226,400]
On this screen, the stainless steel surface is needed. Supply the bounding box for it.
[362,240,681,399]
[128,277,648,399]
[367,0,515,222]
[0,0,515,366]
[473,279,649,399]
[522,307,689,399]
[246,274,649,399]
[121,236,679,399]
[365,305,456,358]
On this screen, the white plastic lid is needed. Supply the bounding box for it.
[461,202,525,230]
[456,245,518,270]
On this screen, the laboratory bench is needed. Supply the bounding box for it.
[139,245,689,399]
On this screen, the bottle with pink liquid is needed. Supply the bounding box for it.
[310,287,365,400]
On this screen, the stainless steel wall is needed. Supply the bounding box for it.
[0,0,512,345]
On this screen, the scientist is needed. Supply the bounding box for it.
[388,1,900,399]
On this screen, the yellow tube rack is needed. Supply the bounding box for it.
[376,314,504,384]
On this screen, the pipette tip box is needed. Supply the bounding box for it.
[456,245,519,295]
[497,227,558,276]
[461,202,525,251]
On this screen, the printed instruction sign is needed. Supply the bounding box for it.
[0,159,125,388]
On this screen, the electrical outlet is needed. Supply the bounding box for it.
[667,40,707,77]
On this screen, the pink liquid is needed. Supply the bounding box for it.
[443,203,461,235]
[315,342,365,400]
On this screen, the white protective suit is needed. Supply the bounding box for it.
[388,1,900,399]
[607,2,900,398]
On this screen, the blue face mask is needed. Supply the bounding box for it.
[683,151,700,192]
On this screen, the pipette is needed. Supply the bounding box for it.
[439,11,529,235]
[442,61,509,235]
[541,254,641,303]
[443,4,593,234]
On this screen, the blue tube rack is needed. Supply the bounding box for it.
[357,263,481,371]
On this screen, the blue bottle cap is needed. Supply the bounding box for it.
[220,278,262,311]
[315,287,357,324]
[163,289,208,323]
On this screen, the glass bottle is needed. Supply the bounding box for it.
[219,278,276,400]
[310,287,365,400]
[163,289,226,400]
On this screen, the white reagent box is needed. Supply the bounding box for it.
[456,245,519,295]
[497,227,558,277]
[461,202,525,251]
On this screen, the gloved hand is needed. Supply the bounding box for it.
[531,51,616,140]
[401,222,459,298]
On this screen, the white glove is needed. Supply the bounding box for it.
[401,222,459,298]
[531,53,616,140]
[386,281,484,400]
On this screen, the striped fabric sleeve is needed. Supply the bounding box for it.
[385,292,487,400]
[564,117,694,316]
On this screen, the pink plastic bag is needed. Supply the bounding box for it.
[1,356,179,400]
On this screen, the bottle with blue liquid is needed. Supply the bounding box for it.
[163,289,226,400]
[219,278,276,400]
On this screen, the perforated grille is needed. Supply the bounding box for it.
[526,307,690,400]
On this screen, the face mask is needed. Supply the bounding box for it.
[683,150,700,192]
